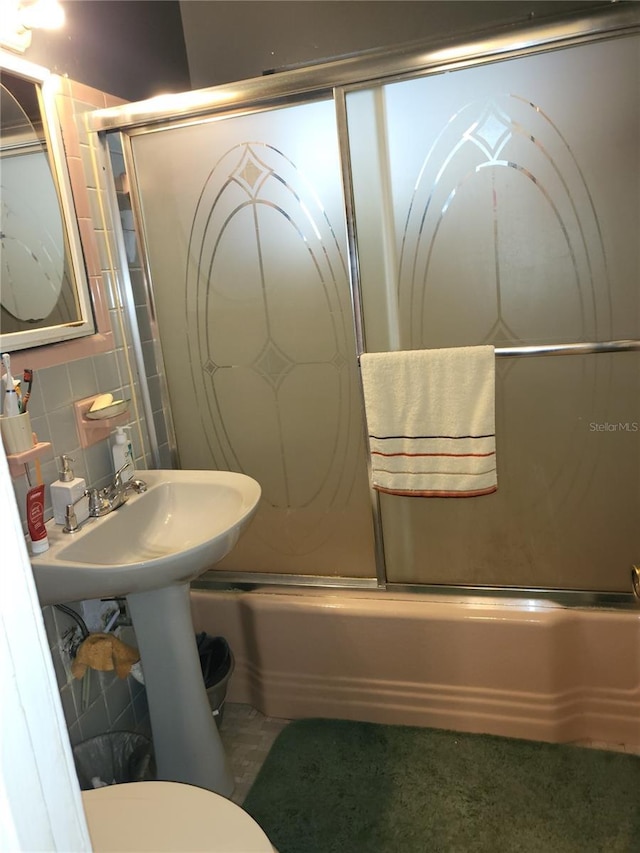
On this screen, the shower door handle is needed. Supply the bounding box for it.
[632,566,640,602]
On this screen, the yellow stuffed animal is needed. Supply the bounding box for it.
[71,633,140,680]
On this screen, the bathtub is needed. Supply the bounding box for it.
[190,588,640,750]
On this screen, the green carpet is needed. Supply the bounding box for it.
[243,719,640,853]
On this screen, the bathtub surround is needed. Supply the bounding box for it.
[243,718,640,853]
[191,589,640,752]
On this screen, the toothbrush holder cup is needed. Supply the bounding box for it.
[1,412,34,454]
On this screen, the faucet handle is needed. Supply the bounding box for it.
[113,460,133,486]
[63,489,91,532]
[62,503,79,534]
[86,488,102,516]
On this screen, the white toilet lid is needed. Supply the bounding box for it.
[82,781,274,852]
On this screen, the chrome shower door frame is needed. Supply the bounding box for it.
[91,4,640,607]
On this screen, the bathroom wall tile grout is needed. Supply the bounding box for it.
[6,77,169,750]
[6,72,177,768]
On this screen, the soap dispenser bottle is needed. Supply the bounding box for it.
[112,427,134,482]
[50,454,90,525]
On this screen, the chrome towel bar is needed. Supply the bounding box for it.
[358,340,640,359]
[494,339,640,358]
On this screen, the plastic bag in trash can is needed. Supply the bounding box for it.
[73,731,155,791]
[196,633,232,688]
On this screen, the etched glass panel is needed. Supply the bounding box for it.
[381,353,639,590]
[130,100,376,577]
[347,36,639,590]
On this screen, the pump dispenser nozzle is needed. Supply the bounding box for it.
[58,454,75,482]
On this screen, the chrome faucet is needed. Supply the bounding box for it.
[62,463,148,532]
[86,463,148,518]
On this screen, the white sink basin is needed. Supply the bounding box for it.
[31,469,261,606]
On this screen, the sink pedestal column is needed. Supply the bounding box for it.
[126,583,234,796]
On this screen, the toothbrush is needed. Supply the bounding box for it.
[22,369,33,412]
[2,353,20,417]
[1,354,10,395]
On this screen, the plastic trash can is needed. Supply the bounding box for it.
[196,633,235,726]
[73,731,155,791]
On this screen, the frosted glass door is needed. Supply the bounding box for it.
[347,36,639,590]
[130,100,376,577]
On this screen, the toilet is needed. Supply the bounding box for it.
[82,781,275,852]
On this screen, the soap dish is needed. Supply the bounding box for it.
[85,399,130,420]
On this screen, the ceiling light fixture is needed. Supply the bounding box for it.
[0,0,65,54]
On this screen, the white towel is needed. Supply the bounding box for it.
[360,347,497,497]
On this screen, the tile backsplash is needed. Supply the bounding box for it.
[4,75,159,751]
[16,355,152,748]
[10,353,140,529]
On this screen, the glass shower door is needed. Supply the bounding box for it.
[346,35,639,591]
[128,99,376,578]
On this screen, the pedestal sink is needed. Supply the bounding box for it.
[30,469,261,796]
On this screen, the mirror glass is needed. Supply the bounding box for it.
[0,58,95,351]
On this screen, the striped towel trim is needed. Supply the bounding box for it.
[368,433,497,497]
[375,485,498,498]
[370,434,495,440]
